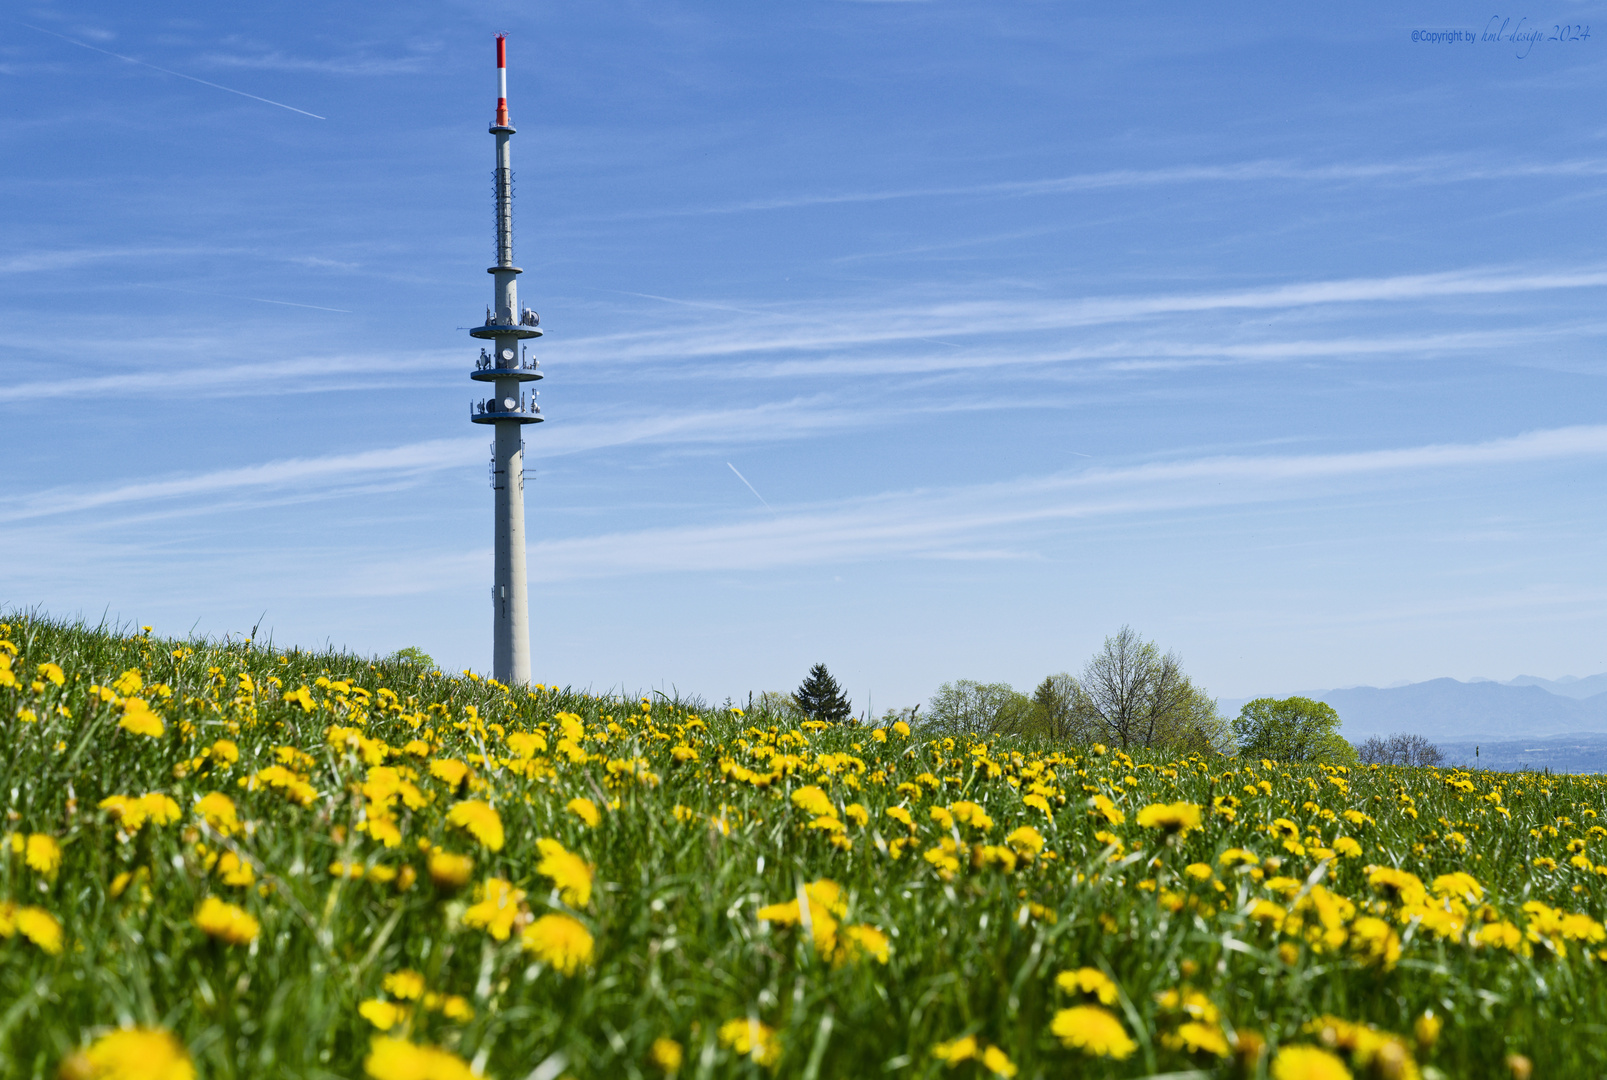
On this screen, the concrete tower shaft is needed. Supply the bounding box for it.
[469,33,541,687]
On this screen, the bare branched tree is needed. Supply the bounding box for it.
[1072,626,1228,752]
[1356,733,1444,767]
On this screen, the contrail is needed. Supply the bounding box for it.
[17,22,326,119]
[726,462,775,514]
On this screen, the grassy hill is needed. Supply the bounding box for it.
[2,613,1605,1078]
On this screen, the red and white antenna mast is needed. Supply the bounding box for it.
[495,33,510,128]
[469,33,541,686]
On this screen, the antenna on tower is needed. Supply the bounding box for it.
[495,33,510,128]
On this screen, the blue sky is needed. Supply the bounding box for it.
[4,2,1607,712]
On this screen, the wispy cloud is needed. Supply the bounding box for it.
[513,425,1607,581]
[559,266,1607,368]
[0,398,906,522]
[199,49,433,77]
[0,352,456,402]
[641,157,1607,218]
[0,246,227,274]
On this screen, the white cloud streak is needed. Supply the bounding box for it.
[650,156,1607,217]
[517,425,1607,582]
[0,398,889,522]
[560,266,1607,367]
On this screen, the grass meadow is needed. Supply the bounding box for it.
[1,613,1604,1079]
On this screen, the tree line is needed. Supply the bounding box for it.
[776,628,1445,767]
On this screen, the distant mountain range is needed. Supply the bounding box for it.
[1219,674,1607,746]
[1476,673,1607,700]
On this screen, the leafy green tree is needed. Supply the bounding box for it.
[926,680,1032,737]
[795,663,853,723]
[1029,673,1089,741]
[1233,696,1357,764]
[388,646,435,670]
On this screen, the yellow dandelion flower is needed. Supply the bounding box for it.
[427,851,474,890]
[649,1037,684,1072]
[891,720,911,737]
[1365,866,1426,907]
[1135,802,1202,835]
[1023,793,1052,815]
[1171,1021,1230,1057]
[932,1034,978,1065]
[11,906,63,954]
[117,698,165,738]
[99,796,148,831]
[535,838,594,907]
[566,797,600,827]
[1005,826,1045,859]
[63,1026,194,1080]
[924,837,962,878]
[429,759,472,789]
[791,786,835,817]
[844,803,870,827]
[1270,1045,1353,1080]
[1248,899,1287,930]
[979,1045,1018,1078]
[949,801,993,831]
[1184,862,1214,881]
[216,852,255,887]
[1050,1005,1136,1059]
[506,731,546,758]
[194,896,260,945]
[24,834,61,876]
[364,814,404,849]
[363,1037,476,1080]
[246,766,318,807]
[1431,871,1484,903]
[445,800,504,852]
[718,1018,780,1068]
[384,970,427,1001]
[359,999,405,1031]
[837,923,890,965]
[1156,988,1220,1023]
[885,806,915,832]
[438,996,473,1021]
[138,794,182,827]
[463,877,525,941]
[521,913,595,975]
[194,792,240,836]
[1475,921,1524,950]
[1055,967,1118,1005]
[39,662,66,687]
[1333,837,1363,858]
[1090,794,1125,826]
[1350,916,1402,969]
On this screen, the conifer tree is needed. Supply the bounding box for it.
[794,663,852,724]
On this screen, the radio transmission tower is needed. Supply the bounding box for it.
[468,33,542,685]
